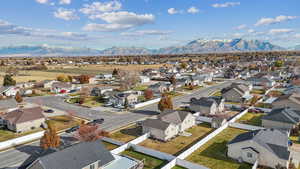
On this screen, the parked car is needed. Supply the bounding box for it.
[66,125,79,133]
[44,109,54,113]
[249,108,264,114]
[87,119,105,125]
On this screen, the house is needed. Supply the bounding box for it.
[16,82,35,89]
[35,80,57,89]
[91,87,113,97]
[0,86,19,97]
[262,107,300,130]
[139,76,150,84]
[227,129,291,169]
[211,117,227,128]
[51,82,74,93]
[142,110,196,141]
[26,140,143,169]
[0,107,45,133]
[148,82,173,94]
[0,98,18,112]
[272,93,300,110]
[96,74,113,80]
[247,76,276,87]
[221,83,251,103]
[190,97,218,115]
[189,75,205,86]
[109,92,138,107]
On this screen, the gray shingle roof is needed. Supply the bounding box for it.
[32,140,115,169]
[228,129,290,160]
[0,98,17,110]
[190,97,216,107]
[142,119,171,130]
[262,108,300,124]
[158,110,190,124]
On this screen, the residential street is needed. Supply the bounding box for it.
[0,81,234,169]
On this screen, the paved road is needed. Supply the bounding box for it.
[0,81,235,169]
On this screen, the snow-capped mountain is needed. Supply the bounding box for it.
[0,38,286,57]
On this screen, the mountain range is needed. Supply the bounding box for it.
[0,38,291,57]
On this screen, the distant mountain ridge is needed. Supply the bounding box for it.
[0,38,286,57]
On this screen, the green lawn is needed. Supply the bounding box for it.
[133,85,149,91]
[122,149,168,169]
[0,128,43,142]
[186,127,252,169]
[47,115,81,131]
[102,141,119,150]
[139,123,214,155]
[172,165,187,169]
[237,112,264,126]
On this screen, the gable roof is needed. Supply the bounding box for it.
[31,140,115,169]
[228,129,290,160]
[158,110,191,124]
[142,119,171,130]
[262,107,300,124]
[0,98,17,110]
[2,107,45,124]
[190,97,216,107]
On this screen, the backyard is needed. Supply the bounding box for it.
[102,141,119,150]
[237,112,265,126]
[139,123,214,155]
[186,127,252,169]
[122,149,168,169]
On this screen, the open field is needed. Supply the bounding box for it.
[186,127,251,169]
[237,112,264,126]
[109,125,141,143]
[139,123,214,155]
[121,149,168,169]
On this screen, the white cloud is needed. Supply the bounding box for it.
[59,0,71,5]
[80,1,121,16]
[168,8,179,15]
[248,29,255,33]
[36,0,48,4]
[255,15,298,26]
[187,7,199,14]
[84,11,155,32]
[212,2,240,8]
[235,24,247,30]
[54,8,79,21]
[295,34,300,38]
[269,29,294,34]
[0,20,89,40]
[121,30,172,36]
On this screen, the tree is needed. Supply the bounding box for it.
[40,123,60,150]
[15,92,23,103]
[169,75,176,87]
[79,75,90,84]
[3,74,16,86]
[74,124,108,142]
[180,62,188,69]
[124,98,129,109]
[57,75,69,82]
[158,93,173,112]
[112,68,119,76]
[144,89,153,100]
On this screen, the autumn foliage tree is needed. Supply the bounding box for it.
[57,75,71,82]
[15,91,23,103]
[74,124,108,142]
[158,93,173,112]
[144,89,154,100]
[79,75,90,84]
[40,123,60,150]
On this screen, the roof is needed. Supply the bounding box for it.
[2,107,45,124]
[273,93,300,105]
[262,107,300,125]
[52,82,72,89]
[0,98,17,110]
[31,140,115,169]
[142,119,171,130]
[158,109,191,124]
[228,129,290,160]
[190,97,217,107]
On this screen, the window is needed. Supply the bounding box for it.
[247,152,252,158]
[90,164,95,169]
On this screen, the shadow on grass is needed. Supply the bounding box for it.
[120,126,142,137]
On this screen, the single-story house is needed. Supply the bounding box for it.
[221,83,251,103]
[262,107,300,130]
[0,107,45,133]
[148,82,173,94]
[139,76,150,84]
[51,82,74,93]
[227,129,291,169]
[16,82,35,89]
[142,110,196,141]
[96,74,113,80]
[0,86,19,97]
[26,140,143,169]
[272,93,300,110]
[35,80,57,89]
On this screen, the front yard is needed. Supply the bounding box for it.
[46,115,81,131]
[237,112,265,126]
[0,128,43,142]
[122,149,168,169]
[186,127,251,169]
[139,123,214,155]
[109,125,141,143]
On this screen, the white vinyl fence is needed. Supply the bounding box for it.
[131,144,175,161]
[160,159,177,169]
[252,160,259,169]
[102,137,125,146]
[0,131,45,151]
[134,98,161,109]
[176,158,210,169]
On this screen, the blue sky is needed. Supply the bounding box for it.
[0,0,299,49]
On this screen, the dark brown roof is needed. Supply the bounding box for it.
[2,107,45,124]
